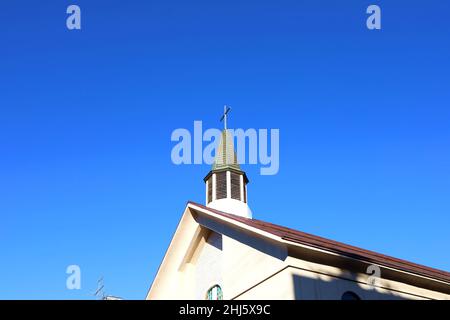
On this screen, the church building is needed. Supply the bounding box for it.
[146,111,450,300]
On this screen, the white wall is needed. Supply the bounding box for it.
[195,232,223,299]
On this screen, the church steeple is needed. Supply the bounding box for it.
[203,106,252,218]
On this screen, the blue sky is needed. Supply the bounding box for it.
[0,1,449,299]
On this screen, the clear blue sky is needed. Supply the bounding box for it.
[1,1,449,299]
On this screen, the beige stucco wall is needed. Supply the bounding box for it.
[188,232,450,300]
[234,267,294,300]
[195,232,223,299]
[231,253,450,300]
[173,234,448,300]
[221,231,287,300]
[235,266,435,300]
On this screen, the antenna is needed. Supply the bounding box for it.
[91,276,106,300]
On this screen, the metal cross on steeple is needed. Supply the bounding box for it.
[220,105,231,130]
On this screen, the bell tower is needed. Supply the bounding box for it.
[203,106,252,218]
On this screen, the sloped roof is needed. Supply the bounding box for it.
[188,201,450,284]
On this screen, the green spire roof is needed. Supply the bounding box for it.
[212,129,242,171]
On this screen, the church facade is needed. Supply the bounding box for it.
[147,119,450,300]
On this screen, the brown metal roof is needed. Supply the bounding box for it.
[188,201,450,284]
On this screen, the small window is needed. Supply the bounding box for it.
[206,285,223,300]
[341,291,361,300]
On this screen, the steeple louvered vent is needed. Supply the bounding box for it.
[215,172,227,200]
[230,172,241,201]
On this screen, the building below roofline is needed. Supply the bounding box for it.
[146,202,450,300]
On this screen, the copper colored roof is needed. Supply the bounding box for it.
[188,201,450,284]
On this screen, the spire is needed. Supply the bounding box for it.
[212,129,241,171]
[203,106,252,218]
[214,105,241,171]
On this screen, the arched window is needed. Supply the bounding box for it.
[341,291,361,300]
[206,285,223,300]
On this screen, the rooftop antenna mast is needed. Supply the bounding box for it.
[92,276,106,300]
